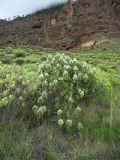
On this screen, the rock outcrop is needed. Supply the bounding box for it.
[0,0,120,49]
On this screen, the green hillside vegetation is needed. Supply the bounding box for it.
[0,40,120,159]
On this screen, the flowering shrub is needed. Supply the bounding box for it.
[33,53,111,133]
[0,63,37,121]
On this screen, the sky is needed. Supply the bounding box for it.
[0,0,67,20]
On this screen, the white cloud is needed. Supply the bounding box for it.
[0,0,67,19]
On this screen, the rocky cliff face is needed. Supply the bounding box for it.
[0,0,120,49]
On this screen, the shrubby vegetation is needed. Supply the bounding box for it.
[0,52,111,131]
[33,53,111,133]
[0,62,38,123]
[0,43,120,159]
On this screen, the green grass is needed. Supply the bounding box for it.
[0,121,34,160]
[0,40,120,159]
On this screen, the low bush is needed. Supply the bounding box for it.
[0,63,37,122]
[13,49,28,58]
[33,53,111,133]
[13,57,25,64]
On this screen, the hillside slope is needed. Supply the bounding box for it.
[0,0,120,49]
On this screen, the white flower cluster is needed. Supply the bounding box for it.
[56,64,61,68]
[73,74,78,81]
[64,65,71,70]
[77,122,83,130]
[37,91,47,103]
[76,106,81,113]
[78,88,84,98]
[68,97,74,104]
[81,61,88,68]
[63,70,69,77]
[83,74,88,81]
[41,91,47,98]
[38,106,47,114]
[72,58,79,64]
[38,64,44,70]
[49,80,59,88]
[33,105,38,111]
[53,80,58,85]
[57,109,63,116]
[33,105,47,115]
[38,73,44,80]
[58,119,64,126]
[42,80,48,87]
[57,119,73,128]
[44,72,49,77]
[74,66,78,71]
[66,119,73,127]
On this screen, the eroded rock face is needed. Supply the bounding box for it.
[66,0,74,18]
[0,0,120,49]
[110,0,120,18]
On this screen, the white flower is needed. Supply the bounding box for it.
[48,54,52,59]
[64,65,71,70]
[57,109,63,116]
[55,53,61,59]
[74,66,78,71]
[77,122,83,130]
[59,54,68,64]
[78,72,82,78]
[51,60,54,64]
[52,58,55,62]
[53,80,58,85]
[33,105,38,111]
[56,64,61,68]
[38,64,44,70]
[41,91,47,98]
[19,96,23,101]
[60,54,65,61]
[9,95,13,99]
[3,90,8,96]
[72,58,79,64]
[44,72,49,77]
[89,68,94,74]
[39,73,44,80]
[78,88,84,98]
[22,81,26,85]
[38,106,47,114]
[73,74,78,81]
[68,97,74,103]
[49,82,54,88]
[58,77,64,81]
[63,70,68,77]
[46,63,51,69]
[76,106,81,113]
[65,55,71,61]
[58,119,64,126]
[84,74,88,80]
[42,80,48,87]
[66,119,72,127]
[38,96,44,103]
[81,61,87,68]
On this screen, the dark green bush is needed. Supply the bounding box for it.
[13,49,28,57]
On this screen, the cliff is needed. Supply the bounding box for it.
[0,0,120,49]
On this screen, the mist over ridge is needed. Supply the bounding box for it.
[0,0,67,19]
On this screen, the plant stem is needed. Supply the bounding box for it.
[110,91,113,134]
